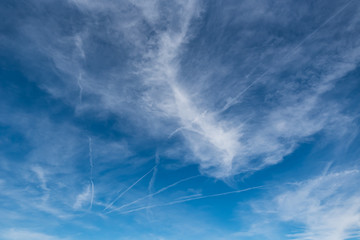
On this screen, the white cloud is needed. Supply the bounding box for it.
[270,170,360,240]
[73,184,92,210]
[136,0,243,178]
[6,0,360,179]
[74,0,359,178]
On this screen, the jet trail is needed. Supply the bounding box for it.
[148,152,160,195]
[117,185,264,214]
[77,72,83,104]
[146,152,160,215]
[88,137,94,209]
[107,175,201,213]
[90,180,94,209]
[220,0,355,113]
[104,166,156,211]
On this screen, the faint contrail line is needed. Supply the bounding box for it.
[117,185,264,214]
[146,152,160,215]
[168,126,186,139]
[148,152,160,195]
[77,72,83,104]
[168,111,208,139]
[107,175,201,213]
[90,180,94,209]
[89,137,93,177]
[88,137,94,209]
[220,0,355,113]
[104,166,156,211]
[175,193,202,200]
[289,0,354,55]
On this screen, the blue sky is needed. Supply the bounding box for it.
[1,0,360,239]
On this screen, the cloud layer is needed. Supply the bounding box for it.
[1,0,360,239]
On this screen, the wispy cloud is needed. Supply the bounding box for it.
[253,169,360,240]
[1,0,360,238]
[31,166,49,202]
[40,0,359,179]
[278,171,360,239]
[3,0,356,180]
[73,184,92,210]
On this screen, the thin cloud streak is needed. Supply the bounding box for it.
[31,166,50,202]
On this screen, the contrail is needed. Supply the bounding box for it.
[168,111,209,139]
[288,0,354,56]
[107,175,201,213]
[104,166,156,211]
[90,180,94,209]
[148,152,160,195]
[88,137,93,177]
[146,152,160,215]
[168,126,186,139]
[220,0,355,113]
[77,72,83,104]
[117,185,264,214]
[175,193,202,200]
[88,137,94,209]
[220,71,268,113]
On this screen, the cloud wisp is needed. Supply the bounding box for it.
[0,229,68,240]
[31,166,50,202]
[1,0,360,239]
[7,0,357,180]
[251,169,360,240]
[73,184,92,210]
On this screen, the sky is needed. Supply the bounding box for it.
[1,0,360,239]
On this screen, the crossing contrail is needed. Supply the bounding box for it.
[220,0,355,113]
[117,185,264,214]
[104,166,156,211]
[106,175,201,213]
